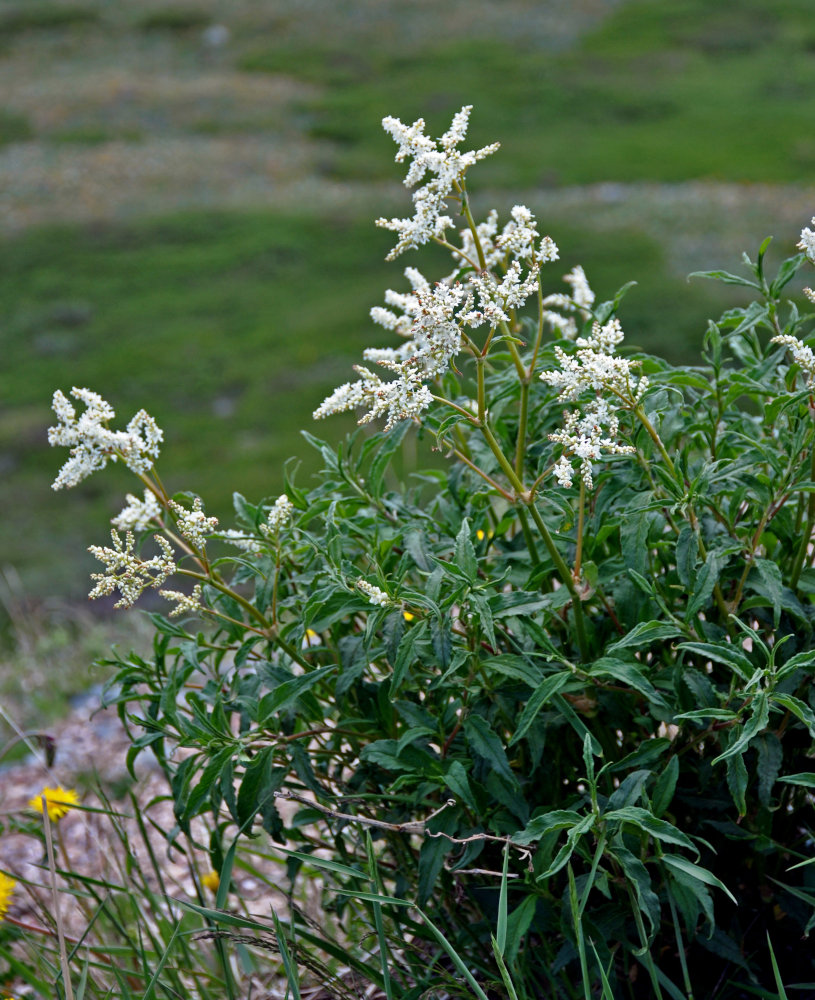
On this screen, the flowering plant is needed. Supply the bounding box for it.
[50,107,815,998]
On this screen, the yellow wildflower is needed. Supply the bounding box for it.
[202,870,220,893]
[0,872,15,921]
[403,610,415,621]
[29,786,80,822]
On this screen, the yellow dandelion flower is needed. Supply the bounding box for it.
[29,786,80,822]
[0,871,16,921]
[403,610,415,621]
[202,870,220,893]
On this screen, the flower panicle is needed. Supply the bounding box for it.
[170,496,219,548]
[49,387,162,490]
[771,333,815,388]
[89,529,176,609]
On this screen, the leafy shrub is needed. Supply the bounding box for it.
[44,106,815,998]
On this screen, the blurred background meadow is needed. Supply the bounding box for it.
[2,0,815,723]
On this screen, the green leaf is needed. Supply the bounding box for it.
[621,510,650,575]
[772,693,815,737]
[257,664,337,721]
[677,641,753,681]
[769,252,807,296]
[464,714,518,790]
[236,748,274,829]
[516,809,585,846]
[455,517,478,583]
[652,756,679,818]
[611,845,660,937]
[766,933,789,1000]
[390,620,427,695]
[675,708,739,722]
[509,671,571,746]
[675,525,698,588]
[606,620,683,654]
[604,806,697,854]
[590,657,668,709]
[688,268,761,289]
[712,693,770,765]
[756,733,783,807]
[537,814,595,879]
[504,895,537,966]
[271,910,302,1000]
[686,550,727,617]
[726,752,748,816]
[661,855,738,905]
[753,558,784,628]
[469,592,496,649]
[444,760,478,812]
[777,772,815,788]
[484,654,543,688]
[418,812,457,906]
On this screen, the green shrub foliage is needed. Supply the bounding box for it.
[52,108,815,998]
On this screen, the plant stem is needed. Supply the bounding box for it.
[626,883,663,1000]
[790,446,815,588]
[568,863,592,1000]
[634,404,676,478]
[525,502,590,662]
[575,478,586,579]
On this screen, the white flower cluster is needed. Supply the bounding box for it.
[357,579,391,607]
[217,529,262,554]
[49,388,163,490]
[112,489,163,532]
[539,266,597,339]
[376,105,500,260]
[540,319,648,403]
[540,318,644,488]
[170,497,219,548]
[260,494,295,537]
[771,334,815,388]
[88,530,176,609]
[550,402,635,489]
[159,584,203,618]
[799,217,815,263]
[797,217,815,303]
[317,109,566,432]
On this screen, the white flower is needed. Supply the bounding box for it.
[48,387,163,490]
[357,579,391,607]
[495,205,559,268]
[464,261,540,328]
[448,209,502,274]
[260,494,294,537]
[316,276,468,429]
[539,318,648,406]
[112,490,163,532]
[798,217,815,263]
[376,106,500,260]
[159,584,203,618]
[217,529,261,554]
[548,401,635,490]
[170,497,219,548]
[563,265,595,317]
[88,530,176,609]
[771,334,815,387]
